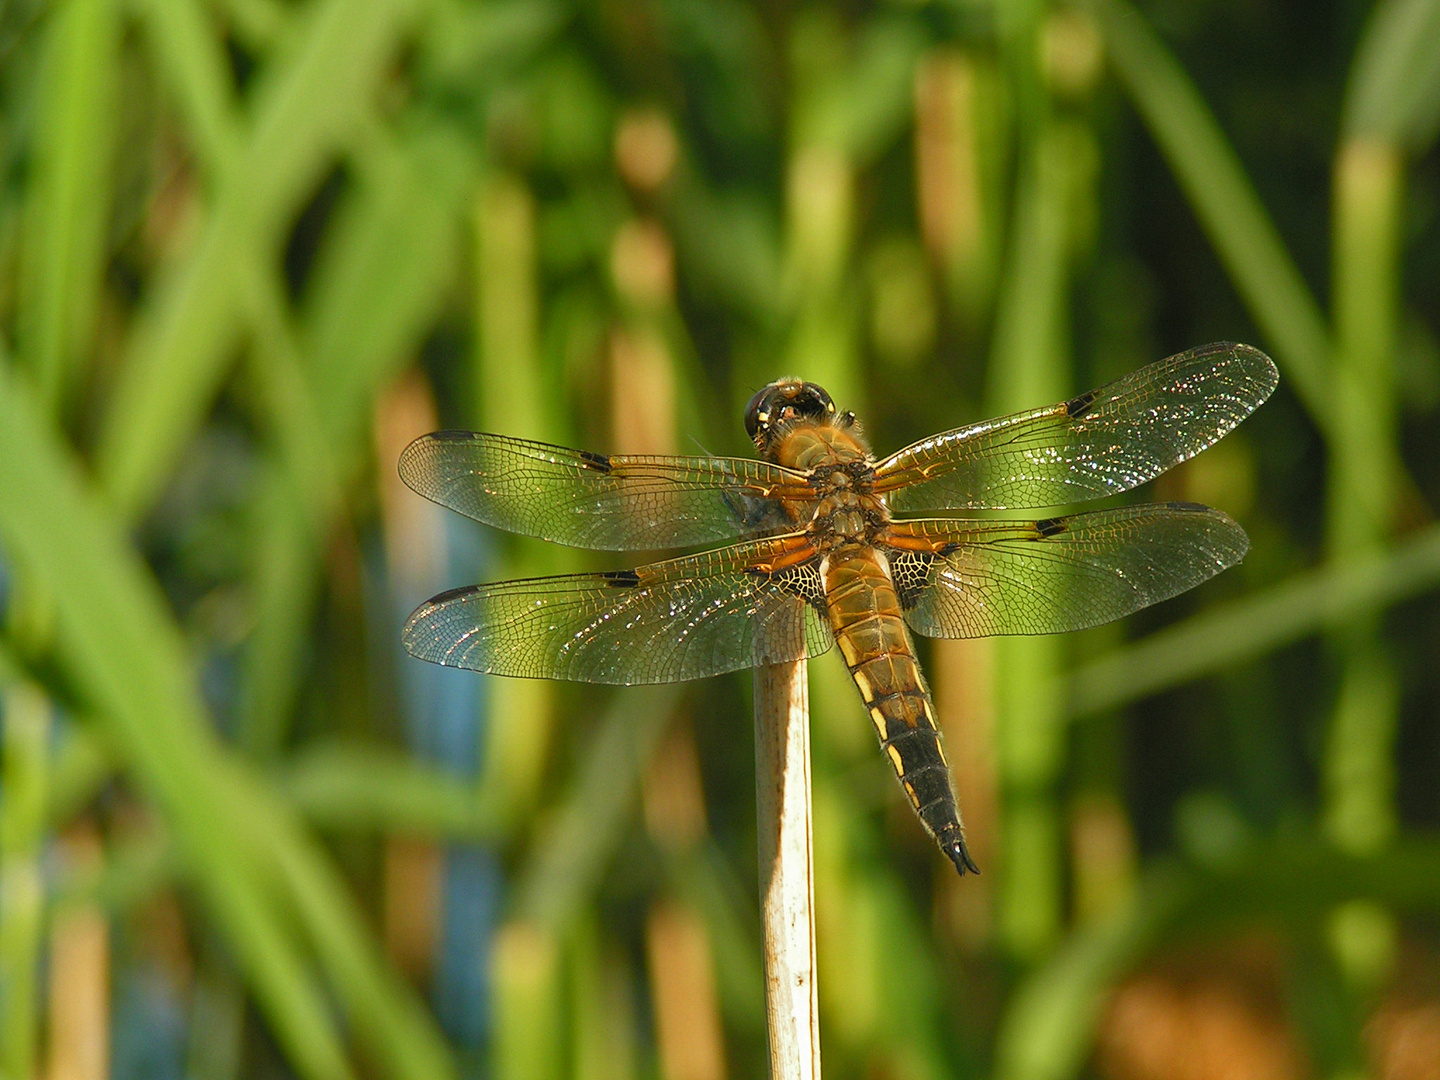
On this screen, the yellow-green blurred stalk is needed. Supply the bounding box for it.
[19,0,117,418]
[782,10,861,410]
[475,171,556,822]
[493,921,563,1080]
[571,916,637,1080]
[914,49,1002,334]
[0,682,49,1080]
[988,121,1082,961]
[1324,136,1403,990]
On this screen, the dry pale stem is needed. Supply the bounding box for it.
[753,659,821,1080]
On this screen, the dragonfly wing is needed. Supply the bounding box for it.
[403,536,834,684]
[886,504,1248,638]
[875,342,1278,511]
[399,431,811,550]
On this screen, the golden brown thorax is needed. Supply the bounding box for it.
[745,379,891,553]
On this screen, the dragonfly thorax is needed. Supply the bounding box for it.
[809,476,891,548]
[769,421,872,473]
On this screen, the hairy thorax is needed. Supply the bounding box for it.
[770,424,891,553]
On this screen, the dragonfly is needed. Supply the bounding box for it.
[400,341,1278,875]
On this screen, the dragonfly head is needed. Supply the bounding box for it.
[745,378,839,452]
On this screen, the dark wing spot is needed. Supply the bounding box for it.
[771,560,826,607]
[429,430,481,442]
[425,583,481,605]
[1064,390,1096,419]
[1164,500,1209,512]
[888,550,936,612]
[1034,517,1067,537]
[600,569,641,588]
[578,449,613,473]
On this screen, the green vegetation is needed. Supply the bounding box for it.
[0,1,1438,1078]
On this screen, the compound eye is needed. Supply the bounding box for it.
[744,386,772,441]
[796,383,835,418]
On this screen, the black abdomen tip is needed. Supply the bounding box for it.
[941,827,981,876]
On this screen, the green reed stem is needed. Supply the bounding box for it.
[493,921,563,1080]
[19,0,117,416]
[988,120,1077,960]
[1322,25,1412,987]
[474,169,560,826]
[512,687,680,934]
[0,682,49,1080]
[98,0,422,520]
[1324,137,1403,858]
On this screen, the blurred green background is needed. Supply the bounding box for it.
[2,0,1440,1078]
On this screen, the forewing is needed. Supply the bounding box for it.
[887,503,1248,638]
[403,537,834,684]
[876,343,1278,511]
[399,431,811,550]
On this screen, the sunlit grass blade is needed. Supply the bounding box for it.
[836,15,928,165]
[305,126,473,448]
[0,365,457,1080]
[781,11,865,412]
[98,0,426,520]
[129,0,241,171]
[237,483,317,756]
[0,377,355,1080]
[477,171,545,436]
[0,682,50,1080]
[256,793,461,1080]
[472,164,562,827]
[284,742,503,840]
[233,128,471,754]
[19,0,118,416]
[1329,139,1401,554]
[512,687,681,933]
[1322,7,1412,892]
[1095,0,1332,425]
[1321,10,1415,988]
[1342,0,1440,146]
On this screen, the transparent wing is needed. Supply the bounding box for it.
[399,431,812,551]
[886,503,1248,638]
[875,343,1278,511]
[403,536,834,684]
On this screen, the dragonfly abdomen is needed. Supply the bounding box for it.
[822,550,979,875]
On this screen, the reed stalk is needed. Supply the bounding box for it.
[0,682,49,1080]
[753,660,821,1080]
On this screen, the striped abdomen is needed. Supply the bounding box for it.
[822,548,979,875]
